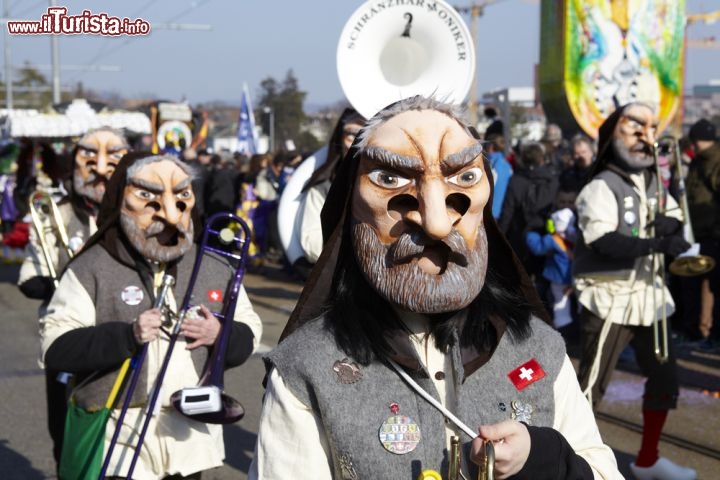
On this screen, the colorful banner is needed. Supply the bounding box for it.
[540,0,685,138]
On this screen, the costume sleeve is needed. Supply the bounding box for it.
[225,284,263,367]
[40,268,137,373]
[576,180,619,245]
[514,357,621,479]
[299,187,326,263]
[249,367,332,480]
[551,356,622,479]
[662,193,683,223]
[17,225,56,300]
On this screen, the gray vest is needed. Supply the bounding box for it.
[267,316,565,479]
[57,202,92,272]
[573,168,658,279]
[69,243,233,410]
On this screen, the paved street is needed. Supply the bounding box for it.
[0,261,718,479]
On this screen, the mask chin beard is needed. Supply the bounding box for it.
[74,172,106,204]
[352,222,488,314]
[120,214,194,263]
[612,138,654,172]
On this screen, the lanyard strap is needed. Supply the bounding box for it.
[386,357,477,439]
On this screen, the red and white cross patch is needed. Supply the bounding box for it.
[207,289,223,302]
[507,358,545,391]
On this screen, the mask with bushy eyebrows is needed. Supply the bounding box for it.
[350,108,491,313]
[120,156,195,263]
[74,127,129,204]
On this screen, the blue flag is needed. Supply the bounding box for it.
[236,83,258,154]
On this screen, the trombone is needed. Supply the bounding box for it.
[28,190,73,286]
[656,136,716,277]
[647,196,669,363]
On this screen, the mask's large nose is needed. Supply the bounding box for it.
[156,195,184,226]
[404,181,461,240]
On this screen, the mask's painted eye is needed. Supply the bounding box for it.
[367,170,412,189]
[447,167,483,187]
[134,189,156,201]
[78,148,97,159]
[177,190,193,200]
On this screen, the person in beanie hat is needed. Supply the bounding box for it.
[682,118,720,347]
[688,118,716,143]
[574,102,696,480]
[250,96,620,479]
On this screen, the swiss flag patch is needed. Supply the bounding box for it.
[207,289,223,302]
[507,358,545,391]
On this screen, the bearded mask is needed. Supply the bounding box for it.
[350,106,491,313]
[280,96,548,342]
[73,127,129,204]
[119,156,195,263]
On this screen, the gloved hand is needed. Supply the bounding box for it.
[646,213,683,237]
[654,235,691,257]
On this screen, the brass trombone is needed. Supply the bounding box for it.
[28,190,73,286]
[647,196,669,363]
[656,136,716,276]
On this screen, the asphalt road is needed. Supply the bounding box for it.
[0,261,718,479]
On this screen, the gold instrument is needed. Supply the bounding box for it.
[478,441,495,480]
[656,136,716,276]
[28,190,73,286]
[418,436,494,480]
[647,196,669,363]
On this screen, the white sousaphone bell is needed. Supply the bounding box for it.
[278,0,476,265]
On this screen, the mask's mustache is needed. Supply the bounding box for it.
[631,142,652,154]
[144,221,189,240]
[389,230,468,267]
[83,171,109,185]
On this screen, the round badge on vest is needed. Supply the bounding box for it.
[121,285,144,306]
[623,210,636,225]
[379,403,421,454]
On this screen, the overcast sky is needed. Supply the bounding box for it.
[4,0,719,109]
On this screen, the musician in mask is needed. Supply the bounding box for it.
[574,102,696,480]
[18,126,129,471]
[250,96,620,479]
[40,152,262,479]
[294,108,365,277]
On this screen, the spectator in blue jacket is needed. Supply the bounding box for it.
[485,133,512,219]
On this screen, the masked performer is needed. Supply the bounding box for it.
[295,108,365,276]
[250,96,621,479]
[18,126,129,470]
[574,102,696,480]
[40,153,262,479]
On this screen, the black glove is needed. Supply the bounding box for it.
[653,235,691,257]
[19,276,55,301]
[591,232,655,259]
[645,213,683,237]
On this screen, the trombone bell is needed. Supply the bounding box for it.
[669,244,716,276]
